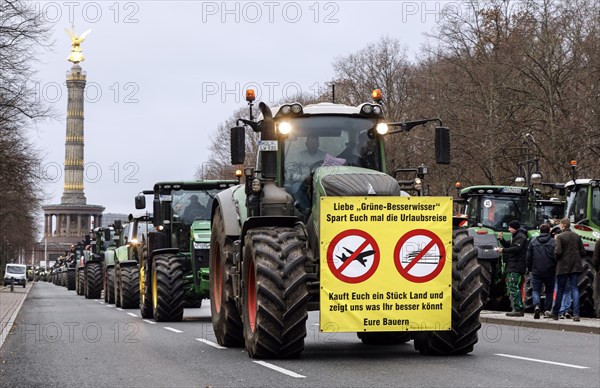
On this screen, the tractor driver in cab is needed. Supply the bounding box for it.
[183,194,206,224]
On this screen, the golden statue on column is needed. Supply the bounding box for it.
[65,28,92,64]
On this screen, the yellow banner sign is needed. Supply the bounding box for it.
[320,196,453,332]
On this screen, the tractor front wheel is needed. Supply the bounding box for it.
[152,254,184,322]
[139,253,153,318]
[242,227,308,359]
[85,262,103,299]
[209,209,243,347]
[120,266,140,309]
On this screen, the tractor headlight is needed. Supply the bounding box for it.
[376,123,389,134]
[373,105,382,115]
[362,104,373,114]
[278,121,292,135]
[281,105,292,115]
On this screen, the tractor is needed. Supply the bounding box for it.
[79,227,113,299]
[454,185,539,311]
[563,177,599,317]
[134,180,238,321]
[209,90,483,358]
[110,213,154,309]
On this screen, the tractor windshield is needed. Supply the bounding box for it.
[565,186,588,224]
[282,116,381,187]
[467,194,536,231]
[569,185,600,228]
[171,190,217,224]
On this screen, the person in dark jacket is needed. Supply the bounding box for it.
[526,223,556,319]
[550,218,586,321]
[498,220,529,316]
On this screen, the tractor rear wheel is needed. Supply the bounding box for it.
[120,266,140,309]
[139,252,153,318]
[414,229,483,355]
[85,262,103,299]
[152,254,184,322]
[210,209,243,347]
[242,227,308,359]
[106,267,115,304]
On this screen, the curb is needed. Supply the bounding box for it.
[0,283,33,349]
[480,312,600,335]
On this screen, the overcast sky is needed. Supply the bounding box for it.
[28,1,455,215]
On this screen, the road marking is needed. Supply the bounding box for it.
[253,361,306,378]
[164,327,183,333]
[495,354,589,369]
[115,308,124,311]
[98,301,104,304]
[195,338,226,349]
[127,313,139,318]
[142,319,156,325]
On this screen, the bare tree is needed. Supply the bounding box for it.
[0,0,51,267]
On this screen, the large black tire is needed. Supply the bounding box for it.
[120,266,140,309]
[152,254,184,322]
[114,265,122,308]
[77,270,85,295]
[106,267,115,304]
[85,262,103,299]
[578,258,595,317]
[242,227,308,359]
[67,270,76,291]
[61,272,67,287]
[414,229,483,355]
[357,332,411,345]
[139,252,153,319]
[209,209,243,347]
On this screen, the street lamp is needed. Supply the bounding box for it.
[514,133,542,187]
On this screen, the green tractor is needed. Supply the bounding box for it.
[79,227,113,299]
[109,213,154,309]
[454,185,539,311]
[563,178,599,317]
[209,92,483,358]
[134,180,237,321]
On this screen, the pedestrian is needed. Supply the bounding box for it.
[526,223,556,319]
[550,218,586,321]
[497,220,529,316]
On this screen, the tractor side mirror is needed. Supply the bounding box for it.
[114,220,122,230]
[135,195,146,209]
[231,126,246,165]
[435,127,450,165]
[104,229,111,241]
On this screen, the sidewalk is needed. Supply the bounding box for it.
[0,282,33,349]
[481,310,600,334]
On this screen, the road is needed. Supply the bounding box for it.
[1,282,598,387]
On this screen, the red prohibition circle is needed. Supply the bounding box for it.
[326,229,380,284]
[394,229,446,283]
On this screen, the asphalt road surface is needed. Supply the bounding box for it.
[1,282,598,387]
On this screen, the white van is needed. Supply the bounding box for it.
[4,264,27,288]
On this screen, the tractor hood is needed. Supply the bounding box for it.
[315,166,404,197]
